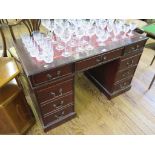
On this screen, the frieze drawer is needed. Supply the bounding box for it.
[30,64,73,86]
[75,48,123,71]
[35,79,73,103]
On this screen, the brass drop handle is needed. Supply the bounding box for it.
[96,58,102,63]
[103,56,107,60]
[131,44,140,51]
[46,70,61,80]
[57,70,61,76]
[127,60,134,66]
[120,82,127,88]
[47,74,52,79]
[122,71,130,77]
[53,100,64,108]
[55,111,65,119]
[50,88,63,98]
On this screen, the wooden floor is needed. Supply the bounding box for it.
[1,22,155,134]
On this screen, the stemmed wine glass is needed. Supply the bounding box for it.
[85,24,96,50]
[75,26,85,53]
[96,28,109,47]
[67,20,77,47]
[128,22,137,36]
[54,23,64,50]
[122,24,130,39]
[61,27,72,57]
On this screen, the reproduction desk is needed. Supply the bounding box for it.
[14,32,148,132]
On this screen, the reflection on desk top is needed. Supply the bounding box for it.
[14,32,148,76]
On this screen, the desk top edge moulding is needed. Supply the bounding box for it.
[14,19,148,132]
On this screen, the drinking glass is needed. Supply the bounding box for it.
[112,23,121,41]
[54,23,64,50]
[107,24,113,38]
[43,39,54,63]
[75,27,85,53]
[28,39,39,57]
[96,28,109,46]
[122,24,130,39]
[85,25,96,50]
[61,28,72,57]
[128,22,137,36]
[68,20,77,47]
[99,19,107,30]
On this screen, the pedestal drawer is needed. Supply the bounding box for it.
[119,54,141,70]
[43,105,74,126]
[35,79,73,103]
[115,66,137,82]
[30,64,73,86]
[113,77,132,92]
[40,93,74,115]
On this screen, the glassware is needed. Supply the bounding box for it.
[112,23,120,41]
[61,28,72,57]
[96,28,109,46]
[85,25,96,50]
[68,20,77,47]
[99,19,107,30]
[122,24,130,39]
[75,27,85,53]
[128,22,137,36]
[43,39,54,63]
[54,23,64,50]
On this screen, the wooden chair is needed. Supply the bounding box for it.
[139,24,155,89]
[0,57,35,134]
[0,19,41,61]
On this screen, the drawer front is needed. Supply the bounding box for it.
[31,64,73,86]
[75,54,102,71]
[113,78,132,92]
[115,66,137,82]
[119,54,141,70]
[36,79,73,103]
[75,48,122,71]
[124,40,146,55]
[40,93,73,115]
[43,105,74,126]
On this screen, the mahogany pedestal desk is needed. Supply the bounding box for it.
[15,32,148,132]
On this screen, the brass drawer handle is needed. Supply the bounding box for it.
[122,71,130,77]
[47,74,52,79]
[131,44,140,51]
[120,82,127,88]
[96,58,102,63]
[50,88,63,98]
[46,70,61,80]
[126,60,134,66]
[53,100,64,108]
[55,111,65,119]
[103,56,107,60]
